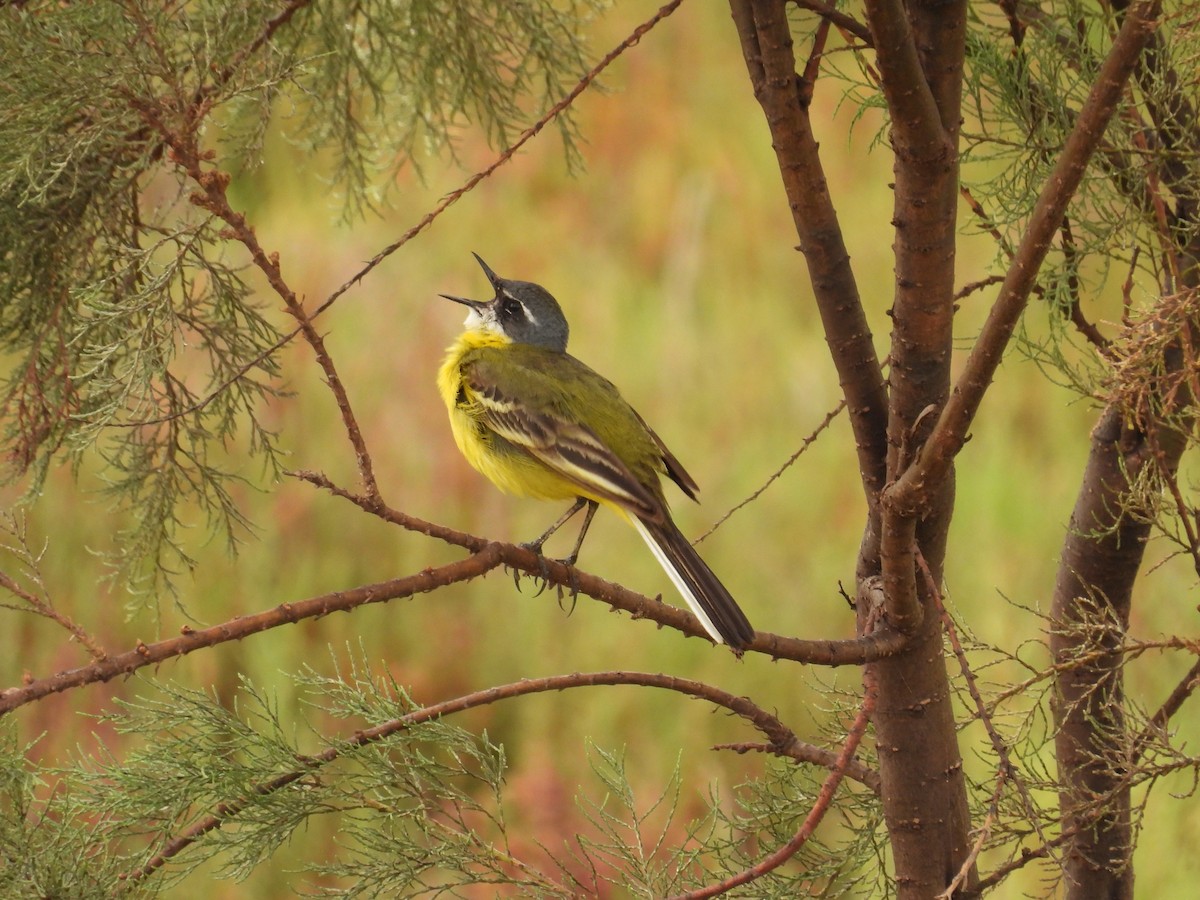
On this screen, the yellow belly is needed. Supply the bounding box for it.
[438,331,584,504]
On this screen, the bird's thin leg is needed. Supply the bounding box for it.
[554,500,598,605]
[516,498,589,594]
[561,500,598,567]
[522,497,589,555]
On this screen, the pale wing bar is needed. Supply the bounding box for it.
[469,377,661,520]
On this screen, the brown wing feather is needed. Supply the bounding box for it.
[461,366,663,520]
[641,420,699,501]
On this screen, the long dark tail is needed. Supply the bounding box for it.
[630,517,755,651]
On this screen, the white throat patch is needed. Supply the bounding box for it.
[464,306,503,337]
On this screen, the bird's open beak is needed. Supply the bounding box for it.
[438,293,488,309]
[471,252,503,290]
[440,253,502,308]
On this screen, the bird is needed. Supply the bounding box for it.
[436,254,755,652]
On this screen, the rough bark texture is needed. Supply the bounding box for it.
[1053,374,1188,900]
[731,0,975,893]
[1050,4,1183,897]
[733,0,1175,895]
[1051,408,1149,900]
[864,1,974,892]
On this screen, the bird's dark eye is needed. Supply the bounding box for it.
[500,297,523,319]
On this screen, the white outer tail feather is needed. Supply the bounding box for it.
[629,517,726,644]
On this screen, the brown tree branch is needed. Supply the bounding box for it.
[1131,657,1200,764]
[1114,0,1200,264]
[0,499,918,719]
[1050,406,1149,899]
[733,2,972,891]
[862,0,956,157]
[1059,217,1112,351]
[296,470,916,666]
[122,669,823,883]
[965,172,1119,349]
[728,0,890,504]
[0,549,505,717]
[860,0,976,892]
[888,0,1164,518]
[1147,424,1200,581]
[871,0,967,627]
[792,0,873,45]
[1039,6,1195,895]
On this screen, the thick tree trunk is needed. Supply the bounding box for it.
[1051,407,1148,900]
[1052,6,1189,894]
[866,0,974,893]
[871,504,976,896]
[730,0,975,893]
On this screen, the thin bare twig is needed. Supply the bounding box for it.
[973,828,1077,892]
[0,570,107,662]
[1144,413,1200,582]
[1059,217,1111,351]
[0,514,106,659]
[694,398,845,545]
[953,274,1006,303]
[938,766,1009,900]
[1131,656,1200,764]
[127,93,383,498]
[918,553,1050,850]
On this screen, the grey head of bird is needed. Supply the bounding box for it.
[440,253,570,352]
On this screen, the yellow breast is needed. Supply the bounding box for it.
[438,331,581,503]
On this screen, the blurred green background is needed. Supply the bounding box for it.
[5,1,1199,896]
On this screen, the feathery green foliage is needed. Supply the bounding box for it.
[0,0,598,599]
[0,665,889,898]
[961,4,1200,395]
[5,2,1200,897]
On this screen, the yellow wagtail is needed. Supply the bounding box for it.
[437,254,755,651]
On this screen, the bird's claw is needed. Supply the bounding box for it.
[516,541,584,605]
[518,540,554,596]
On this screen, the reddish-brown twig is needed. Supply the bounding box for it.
[123,669,802,883]
[0,511,914,719]
[694,398,845,545]
[0,548,504,717]
[0,569,107,662]
[300,469,918,666]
